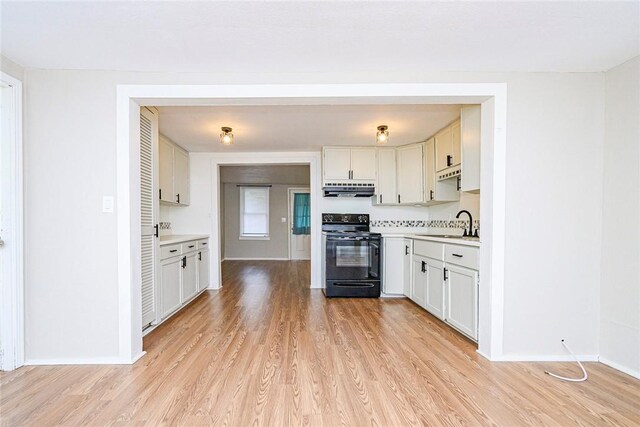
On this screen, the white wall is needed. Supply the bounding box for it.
[22,68,606,362]
[600,56,640,377]
[1,55,24,80]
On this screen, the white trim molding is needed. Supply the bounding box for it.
[116,83,507,364]
[0,71,24,371]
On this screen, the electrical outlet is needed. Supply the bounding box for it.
[281,217,287,223]
[102,196,114,213]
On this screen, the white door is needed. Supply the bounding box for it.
[424,257,445,320]
[382,237,404,295]
[182,253,198,302]
[289,188,311,260]
[397,143,424,204]
[158,136,174,203]
[350,148,377,180]
[140,108,159,328]
[411,255,428,308]
[0,74,23,371]
[445,264,479,340]
[402,239,412,297]
[376,148,396,205]
[435,125,453,172]
[323,148,351,181]
[424,138,436,202]
[161,257,182,318]
[451,120,461,167]
[198,250,210,291]
[173,147,190,205]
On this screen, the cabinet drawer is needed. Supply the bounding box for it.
[182,241,198,253]
[197,239,209,250]
[445,244,479,270]
[413,240,444,260]
[160,244,182,259]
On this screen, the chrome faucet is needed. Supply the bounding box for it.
[456,210,474,237]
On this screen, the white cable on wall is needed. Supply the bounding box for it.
[545,340,588,382]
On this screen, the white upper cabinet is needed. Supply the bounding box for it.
[461,105,481,193]
[425,138,459,204]
[322,147,377,184]
[435,120,461,172]
[397,143,424,204]
[173,147,190,205]
[158,134,190,206]
[323,148,351,181]
[375,148,397,205]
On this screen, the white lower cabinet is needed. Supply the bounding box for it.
[382,237,405,295]
[424,257,445,320]
[402,239,412,296]
[198,249,210,291]
[182,253,198,303]
[445,264,479,341]
[159,237,209,321]
[411,255,428,308]
[160,257,182,318]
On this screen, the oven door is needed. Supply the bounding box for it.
[325,237,380,281]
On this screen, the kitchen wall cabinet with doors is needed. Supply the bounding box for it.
[403,237,479,342]
[322,147,377,184]
[159,134,190,205]
[424,138,460,205]
[435,119,461,173]
[396,143,424,204]
[158,236,209,324]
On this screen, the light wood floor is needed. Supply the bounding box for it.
[2,260,639,426]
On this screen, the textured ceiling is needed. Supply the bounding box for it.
[2,2,638,73]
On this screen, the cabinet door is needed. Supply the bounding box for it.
[397,143,424,204]
[198,250,210,291]
[161,257,182,318]
[411,256,428,308]
[182,253,198,302]
[445,264,478,341]
[460,105,481,192]
[173,148,190,205]
[350,148,377,180]
[158,137,174,202]
[424,138,436,202]
[376,148,397,205]
[402,239,412,297]
[425,258,445,320]
[435,126,453,172]
[323,148,351,181]
[451,120,461,167]
[382,238,404,295]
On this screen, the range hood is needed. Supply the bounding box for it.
[323,185,375,198]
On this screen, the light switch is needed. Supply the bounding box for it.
[281,217,287,223]
[102,196,114,213]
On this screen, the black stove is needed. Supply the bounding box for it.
[321,213,381,298]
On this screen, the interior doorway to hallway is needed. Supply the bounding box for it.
[288,187,311,260]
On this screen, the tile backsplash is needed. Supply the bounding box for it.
[159,222,172,230]
[371,219,480,231]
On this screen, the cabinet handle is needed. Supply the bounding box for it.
[176,194,180,203]
[188,245,195,249]
[169,249,178,253]
[181,256,186,268]
[198,251,202,261]
[405,245,409,255]
[201,242,207,246]
[456,176,461,191]
[430,190,434,200]
[159,188,162,200]
[397,194,401,204]
[452,253,463,258]
[154,224,159,238]
[379,194,382,204]
[447,155,453,167]
[421,261,426,273]
[444,268,448,281]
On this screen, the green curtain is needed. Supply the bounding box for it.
[292,193,311,235]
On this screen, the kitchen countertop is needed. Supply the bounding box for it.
[159,234,210,246]
[376,231,481,248]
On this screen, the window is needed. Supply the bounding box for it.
[239,186,270,239]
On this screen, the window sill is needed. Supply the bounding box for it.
[239,236,271,241]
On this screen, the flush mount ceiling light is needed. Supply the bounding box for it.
[376,125,389,144]
[220,126,233,145]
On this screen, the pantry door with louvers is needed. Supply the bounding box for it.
[140,107,160,329]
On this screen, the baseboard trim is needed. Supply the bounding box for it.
[599,357,640,379]
[380,292,406,298]
[493,354,599,362]
[25,354,145,366]
[223,257,291,261]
